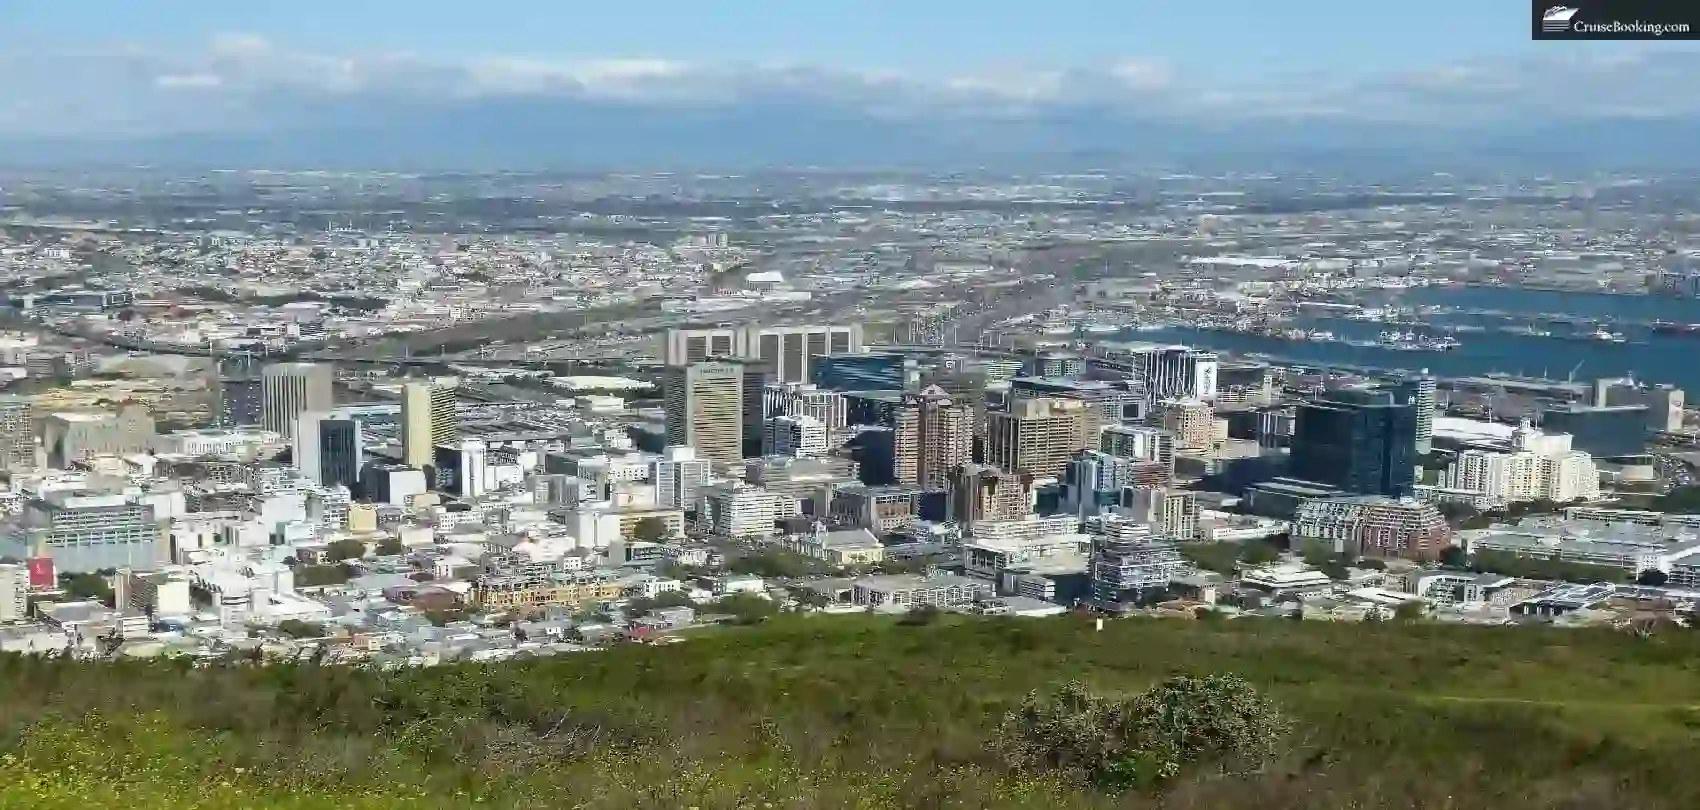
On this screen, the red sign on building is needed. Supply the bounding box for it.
[26,557,55,590]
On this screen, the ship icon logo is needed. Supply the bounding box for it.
[1542,6,1580,32]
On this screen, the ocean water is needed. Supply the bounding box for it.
[1135,286,1700,391]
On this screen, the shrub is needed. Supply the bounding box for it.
[994,675,1288,789]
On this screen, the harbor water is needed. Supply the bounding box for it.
[1136,286,1700,391]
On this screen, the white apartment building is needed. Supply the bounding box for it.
[1442,420,1600,505]
[652,446,712,510]
[762,382,847,431]
[0,563,26,623]
[763,414,828,457]
[696,483,779,539]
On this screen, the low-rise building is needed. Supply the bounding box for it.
[1292,496,1450,561]
[470,571,626,610]
[851,572,992,611]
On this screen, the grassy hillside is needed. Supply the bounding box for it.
[5,615,1700,809]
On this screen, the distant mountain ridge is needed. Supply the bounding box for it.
[5,98,1698,172]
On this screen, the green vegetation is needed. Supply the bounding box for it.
[1178,539,1280,575]
[1651,485,1700,513]
[1468,549,1628,584]
[709,592,780,624]
[630,516,673,543]
[376,537,405,556]
[622,590,696,619]
[325,538,368,562]
[59,572,115,606]
[7,618,1700,808]
[994,676,1287,788]
[276,620,327,639]
[293,564,354,588]
[726,547,834,579]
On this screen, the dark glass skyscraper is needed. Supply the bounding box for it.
[318,418,362,490]
[1539,403,1649,458]
[1290,388,1417,498]
[812,351,915,392]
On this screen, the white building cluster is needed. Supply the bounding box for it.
[1441,419,1600,507]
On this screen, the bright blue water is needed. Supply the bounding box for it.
[1135,287,1700,391]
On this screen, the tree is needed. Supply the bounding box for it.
[1238,540,1281,566]
[630,517,672,543]
[727,548,828,579]
[793,588,832,608]
[325,538,367,562]
[1438,546,1468,570]
[993,676,1289,789]
[1300,541,1335,568]
[1393,600,1427,622]
[424,608,470,627]
[713,592,778,625]
[63,572,115,606]
[898,604,942,626]
[376,536,405,556]
[1637,569,1670,587]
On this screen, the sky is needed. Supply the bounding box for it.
[0,0,1580,78]
[0,0,1696,150]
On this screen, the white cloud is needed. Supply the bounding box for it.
[2,36,1700,137]
[154,73,223,89]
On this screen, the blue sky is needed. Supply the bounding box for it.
[0,0,1585,78]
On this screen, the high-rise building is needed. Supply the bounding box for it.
[653,446,713,511]
[893,385,973,490]
[829,484,924,534]
[296,412,363,489]
[812,351,917,392]
[985,397,1093,479]
[1395,373,1437,455]
[0,491,161,573]
[1010,377,1147,426]
[1100,425,1176,470]
[949,464,1033,525]
[695,483,780,538]
[261,362,333,440]
[0,396,34,472]
[0,562,26,623]
[1441,419,1600,505]
[665,360,745,464]
[402,380,458,468]
[1290,388,1417,498]
[1023,351,1084,378]
[215,354,264,427]
[41,405,154,469]
[1157,398,1217,451]
[662,324,863,384]
[764,414,828,457]
[1293,496,1450,561]
[1120,346,1219,401]
[1539,403,1649,459]
[739,360,775,458]
[1090,536,1185,612]
[1062,450,1169,519]
[1120,487,1200,542]
[762,382,847,431]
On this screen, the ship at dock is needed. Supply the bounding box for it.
[1376,331,1461,352]
[1652,320,1700,336]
